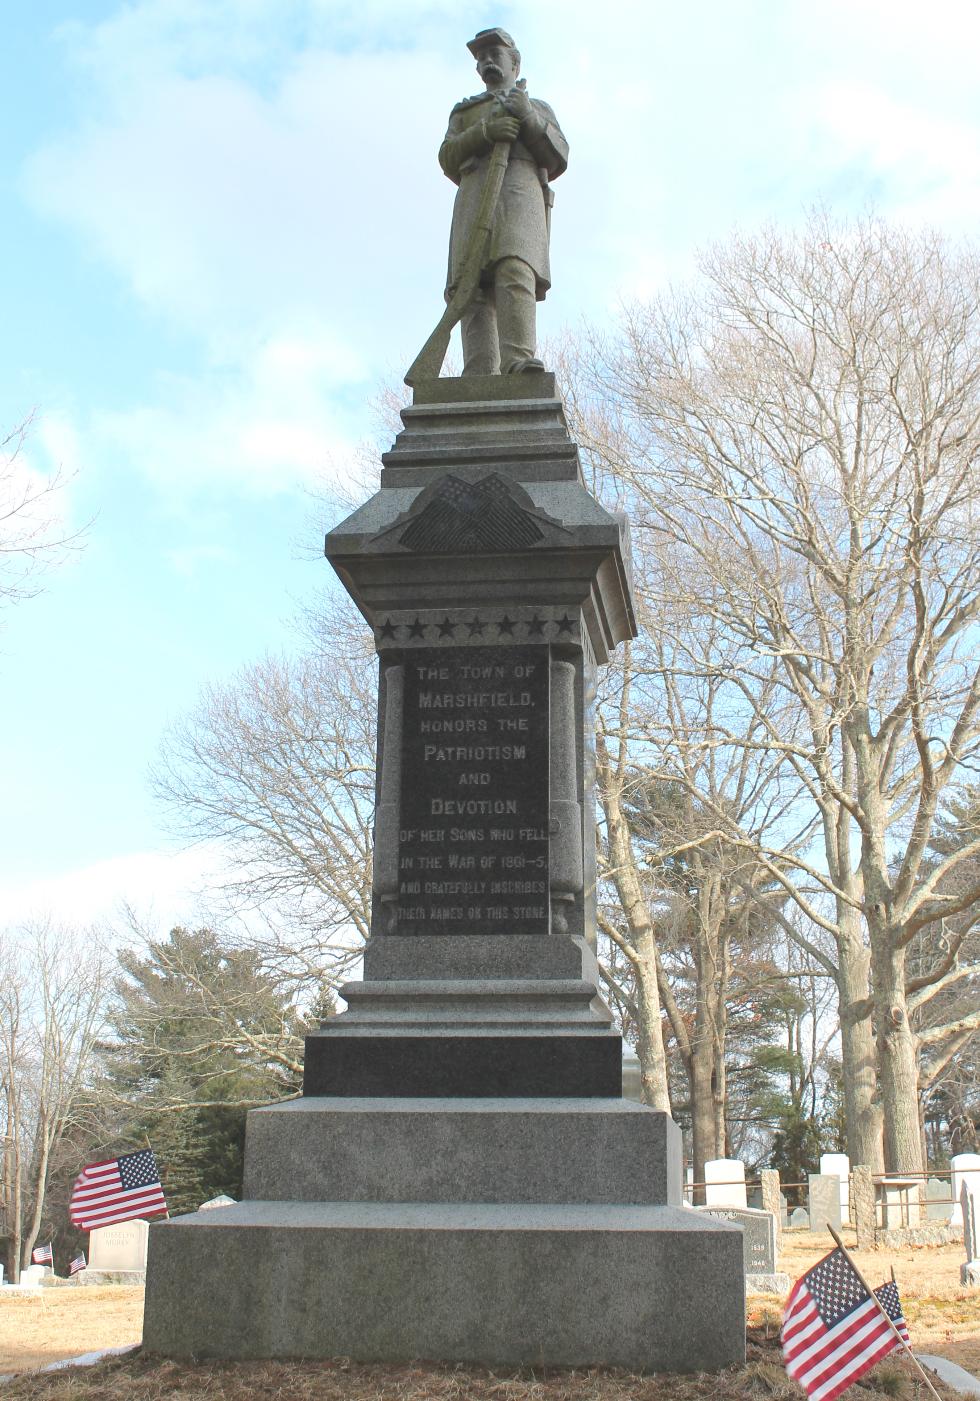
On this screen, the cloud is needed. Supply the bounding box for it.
[0,845,222,930]
[25,36,457,369]
[92,324,364,499]
[807,81,980,227]
[165,542,235,578]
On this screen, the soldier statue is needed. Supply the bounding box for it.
[438,28,568,377]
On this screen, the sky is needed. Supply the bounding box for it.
[4,0,980,937]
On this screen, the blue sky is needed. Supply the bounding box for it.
[4,0,980,931]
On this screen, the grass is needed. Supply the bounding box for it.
[0,1329,970,1401]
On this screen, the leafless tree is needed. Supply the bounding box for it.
[1,415,81,612]
[153,596,376,989]
[0,920,108,1282]
[581,213,980,1172]
[593,608,811,1183]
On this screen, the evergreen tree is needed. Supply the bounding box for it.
[98,927,311,1215]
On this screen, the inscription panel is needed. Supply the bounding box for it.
[697,1206,776,1274]
[394,645,549,935]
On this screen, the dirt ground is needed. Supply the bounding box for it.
[0,1231,976,1396]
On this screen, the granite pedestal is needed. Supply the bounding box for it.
[143,377,745,1370]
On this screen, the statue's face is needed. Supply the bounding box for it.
[476,44,518,89]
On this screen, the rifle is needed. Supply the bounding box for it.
[404,91,520,387]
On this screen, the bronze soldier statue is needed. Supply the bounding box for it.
[439,28,568,377]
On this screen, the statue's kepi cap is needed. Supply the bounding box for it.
[466,27,516,57]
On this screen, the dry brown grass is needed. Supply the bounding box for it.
[0,1234,975,1399]
[0,1286,142,1373]
[0,1331,970,1401]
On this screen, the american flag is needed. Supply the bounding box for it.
[782,1248,907,1401]
[69,1149,168,1231]
[68,1252,87,1275]
[874,1279,910,1346]
[31,1242,53,1265]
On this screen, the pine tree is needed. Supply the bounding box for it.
[98,927,309,1215]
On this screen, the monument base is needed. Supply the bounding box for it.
[144,1199,744,1370]
[745,1272,790,1295]
[75,1269,146,1286]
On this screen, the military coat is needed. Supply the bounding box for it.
[439,89,568,301]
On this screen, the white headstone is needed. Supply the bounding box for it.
[820,1153,850,1214]
[951,1154,980,1227]
[704,1158,747,1208]
[199,1194,236,1210]
[88,1218,149,1272]
[20,1264,48,1286]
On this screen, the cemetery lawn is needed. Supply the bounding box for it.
[0,1235,976,1397]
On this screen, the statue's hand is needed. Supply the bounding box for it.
[484,111,520,143]
[505,85,534,121]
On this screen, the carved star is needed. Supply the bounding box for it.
[527,615,546,637]
[378,618,398,641]
[407,617,427,639]
[468,616,485,636]
[497,615,516,636]
[556,614,576,634]
[437,616,456,638]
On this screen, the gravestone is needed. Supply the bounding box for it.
[704,1159,747,1208]
[926,1177,953,1221]
[199,1195,236,1210]
[759,1169,782,1247]
[696,1204,789,1293]
[852,1164,876,1247]
[780,1191,790,1228]
[790,1206,810,1229]
[621,1054,642,1103]
[961,1185,980,1287]
[820,1153,850,1218]
[808,1174,841,1232]
[140,31,747,1367]
[87,1219,149,1281]
[19,1264,48,1286]
[951,1153,980,1227]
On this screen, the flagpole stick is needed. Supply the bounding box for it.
[826,1223,943,1401]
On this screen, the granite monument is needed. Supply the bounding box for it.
[142,27,745,1372]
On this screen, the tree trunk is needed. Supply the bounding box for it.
[872,940,924,1173]
[596,735,671,1112]
[21,1125,52,1276]
[689,1049,715,1204]
[634,937,671,1112]
[713,1050,727,1159]
[837,937,884,1172]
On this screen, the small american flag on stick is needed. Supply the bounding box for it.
[874,1278,909,1345]
[782,1248,907,1401]
[69,1149,168,1231]
[68,1252,87,1276]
